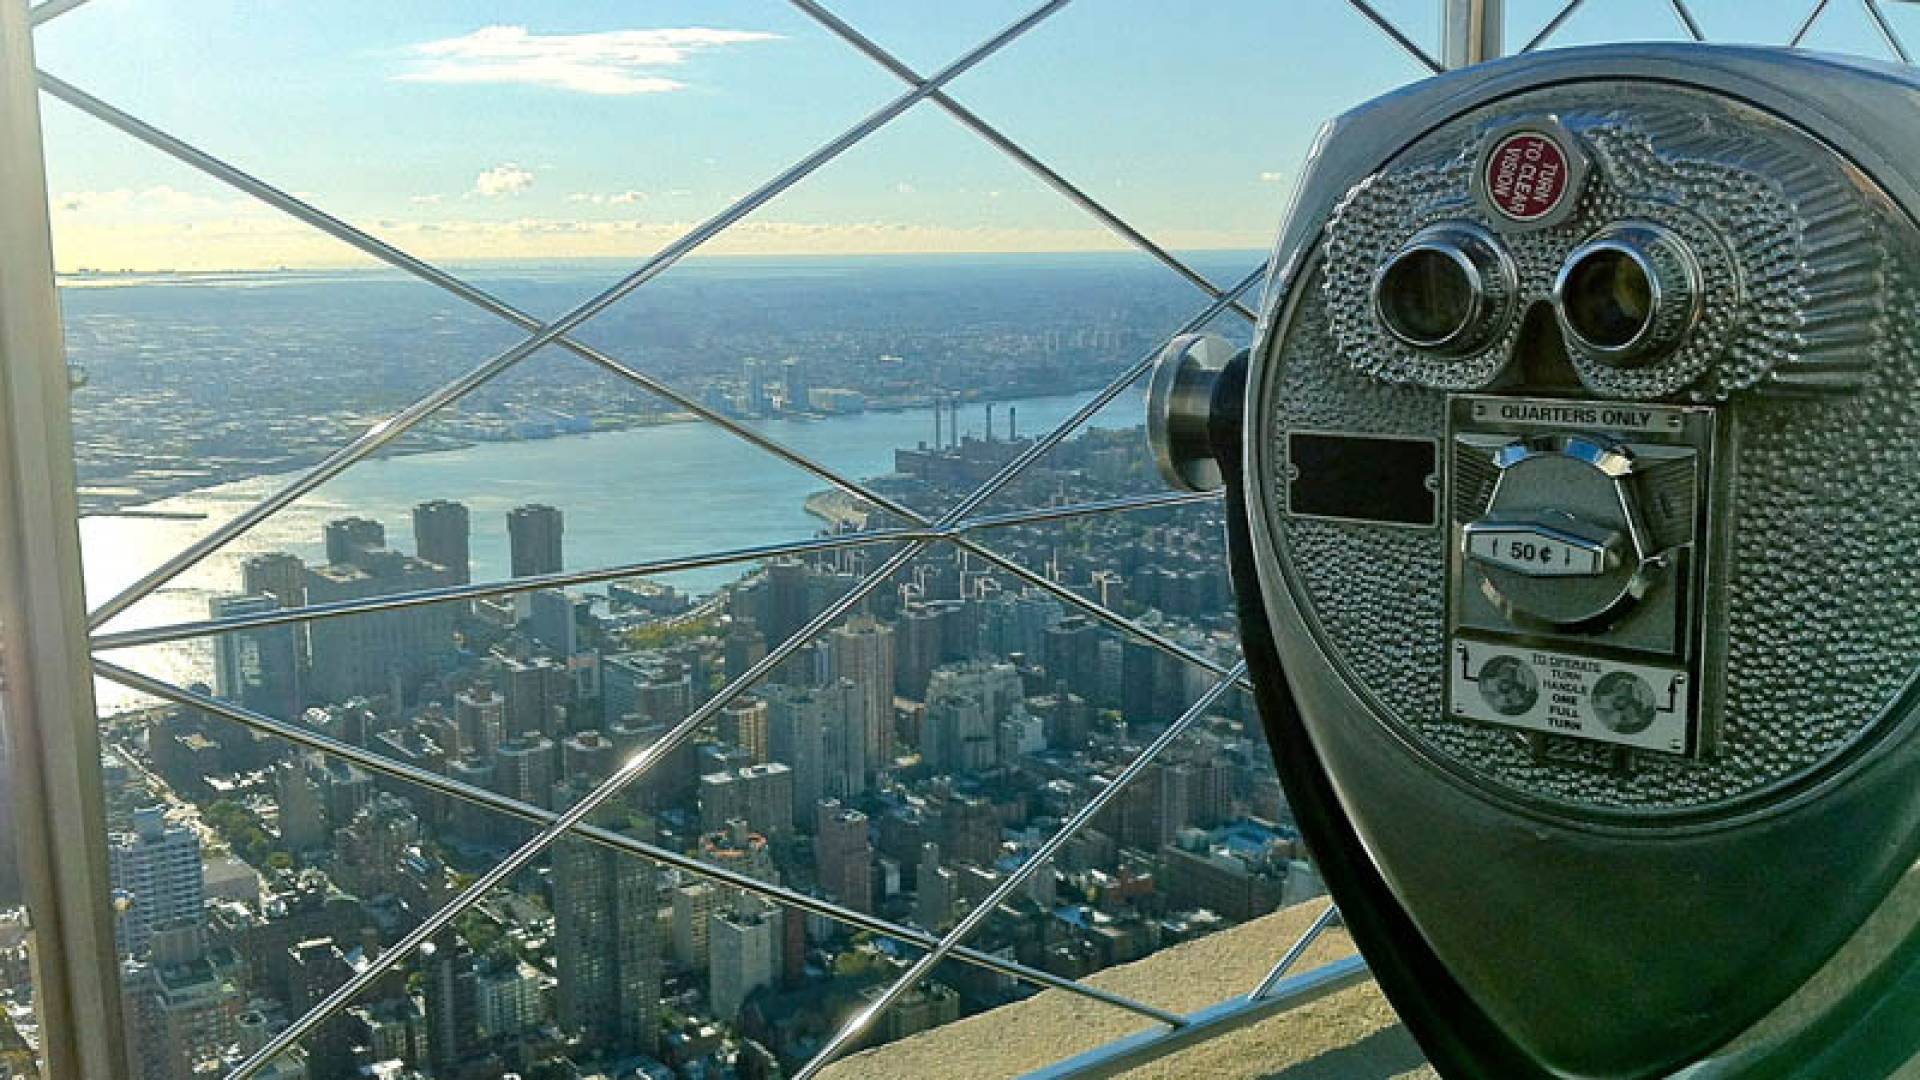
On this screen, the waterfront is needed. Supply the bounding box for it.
[83,386,1148,711]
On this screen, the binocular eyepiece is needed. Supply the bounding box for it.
[1371,218,1703,368]
[1150,43,1920,1080]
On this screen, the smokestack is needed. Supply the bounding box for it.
[950,397,960,445]
[1009,406,1017,441]
[934,398,943,450]
[985,403,995,443]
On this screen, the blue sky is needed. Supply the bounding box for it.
[29,0,1909,270]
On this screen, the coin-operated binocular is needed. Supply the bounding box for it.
[1151,45,1920,1079]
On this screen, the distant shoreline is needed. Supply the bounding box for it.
[81,383,1127,520]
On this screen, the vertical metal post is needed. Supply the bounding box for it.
[0,2,129,1077]
[1443,0,1504,68]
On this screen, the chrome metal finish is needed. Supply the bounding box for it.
[90,661,1188,1031]
[1552,220,1703,369]
[1250,902,1343,999]
[1146,333,1236,492]
[1343,0,1446,75]
[1443,0,1504,68]
[792,663,1247,1080]
[0,4,127,1075]
[1371,222,1517,355]
[1015,955,1372,1080]
[784,0,1257,326]
[71,0,1073,633]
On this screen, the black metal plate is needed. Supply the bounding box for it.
[1286,431,1438,527]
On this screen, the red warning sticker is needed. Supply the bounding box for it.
[1481,131,1571,223]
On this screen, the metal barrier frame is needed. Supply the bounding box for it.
[5,0,1918,1077]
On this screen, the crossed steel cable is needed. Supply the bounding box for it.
[1517,0,1913,55]
[27,3,1288,1069]
[39,0,1722,1070]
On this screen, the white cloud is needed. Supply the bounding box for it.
[473,164,535,198]
[567,189,648,206]
[48,211,1271,272]
[396,25,779,95]
[54,186,250,217]
[1258,171,1286,182]
[410,194,445,205]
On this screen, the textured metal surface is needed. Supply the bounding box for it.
[1320,86,1887,400]
[1269,81,1920,813]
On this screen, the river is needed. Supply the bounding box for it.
[83,388,1148,712]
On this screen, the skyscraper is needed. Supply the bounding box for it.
[322,516,384,567]
[109,807,204,957]
[708,906,777,1019]
[815,800,873,914]
[412,499,471,585]
[453,686,505,757]
[507,504,564,578]
[829,616,896,776]
[527,588,577,656]
[422,935,478,1074]
[305,523,458,703]
[699,764,795,840]
[763,681,865,823]
[209,594,302,719]
[240,552,306,611]
[722,696,770,763]
[493,737,557,810]
[499,655,571,738]
[550,785,661,1056]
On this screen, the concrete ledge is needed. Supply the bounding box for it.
[820,901,1435,1080]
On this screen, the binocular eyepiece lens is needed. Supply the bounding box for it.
[1558,246,1653,349]
[1372,223,1515,356]
[1553,222,1702,367]
[1377,247,1478,346]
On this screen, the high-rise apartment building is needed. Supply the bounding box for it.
[422,935,479,1074]
[499,655,571,738]
[699,763,795,840]
[507,503,564,578]
[493,736,557,810]
[550,786,661,1055]
[708,906,778,1019]
[305,521,458,703]
[829,616,896,775]
[322,516,385,566]
[241,551,307,611]
[763,680,866,822]
[109,807,204,957]
[815,800,873,915]
[453,686,505,757]
[412,499,471,584]
[722,696,770,763]
[210,593,303,719]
